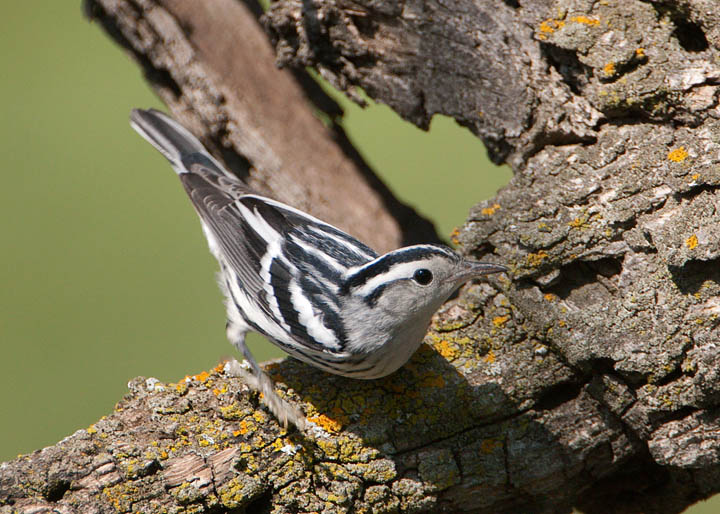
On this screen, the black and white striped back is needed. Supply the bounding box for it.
[131,109,381,368]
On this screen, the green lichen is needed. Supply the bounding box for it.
[102,482,141,512]
[217,476,265,509]
[362,484,400,513]
[219,402,252,421]
[418,449,460,492]
[346,459,397,483]
[170,482,206,506]
[316,435,380,463]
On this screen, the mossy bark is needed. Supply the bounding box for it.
[3,0,720,512]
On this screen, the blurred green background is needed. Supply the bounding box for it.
[1,5,714,513]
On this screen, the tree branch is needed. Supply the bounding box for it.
[82,0,440,253]
[3,0,720,512]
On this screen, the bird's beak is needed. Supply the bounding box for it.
[445,260,508,284]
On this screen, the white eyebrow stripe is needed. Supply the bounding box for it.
[354,261,426,297]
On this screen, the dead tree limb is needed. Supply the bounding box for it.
[3,0,720,512]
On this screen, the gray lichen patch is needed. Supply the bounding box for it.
[649,410,720,469]
[537,0,720,124]
[643,189,720,267]
[461,117,720,390]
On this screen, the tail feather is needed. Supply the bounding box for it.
[130,108,225,176]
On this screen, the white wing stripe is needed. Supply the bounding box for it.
[288,279,341,350]
[223,267,289,343]
[290,234,345,285]
[235,201,294,335]
[259,240,292,335]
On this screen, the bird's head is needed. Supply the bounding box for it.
[343,245,507,318]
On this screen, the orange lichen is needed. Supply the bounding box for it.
[635,47,645,58]
[450,227,461,245]
[668,147,688,162]
[571,15,600,26]
[539,19,565,36]
[544,293,556,302]
[686,234,698,249]
[435,340,459,360]
[481,203,501,216]
[569,216,589,228]
[603,62,616,77]
[492,315,510,327]
[308,414,343,433]
[194,371,210,383]
[526,250,549,267]
[484,351,496,364]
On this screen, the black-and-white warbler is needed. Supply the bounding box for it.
[130,108,507,430]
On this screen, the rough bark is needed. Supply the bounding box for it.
[3,0,720,513]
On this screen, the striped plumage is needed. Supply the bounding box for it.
[130,108,507,429]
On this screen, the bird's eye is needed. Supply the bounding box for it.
[413,268,433,285]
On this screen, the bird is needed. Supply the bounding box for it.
[129,108,507,430]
